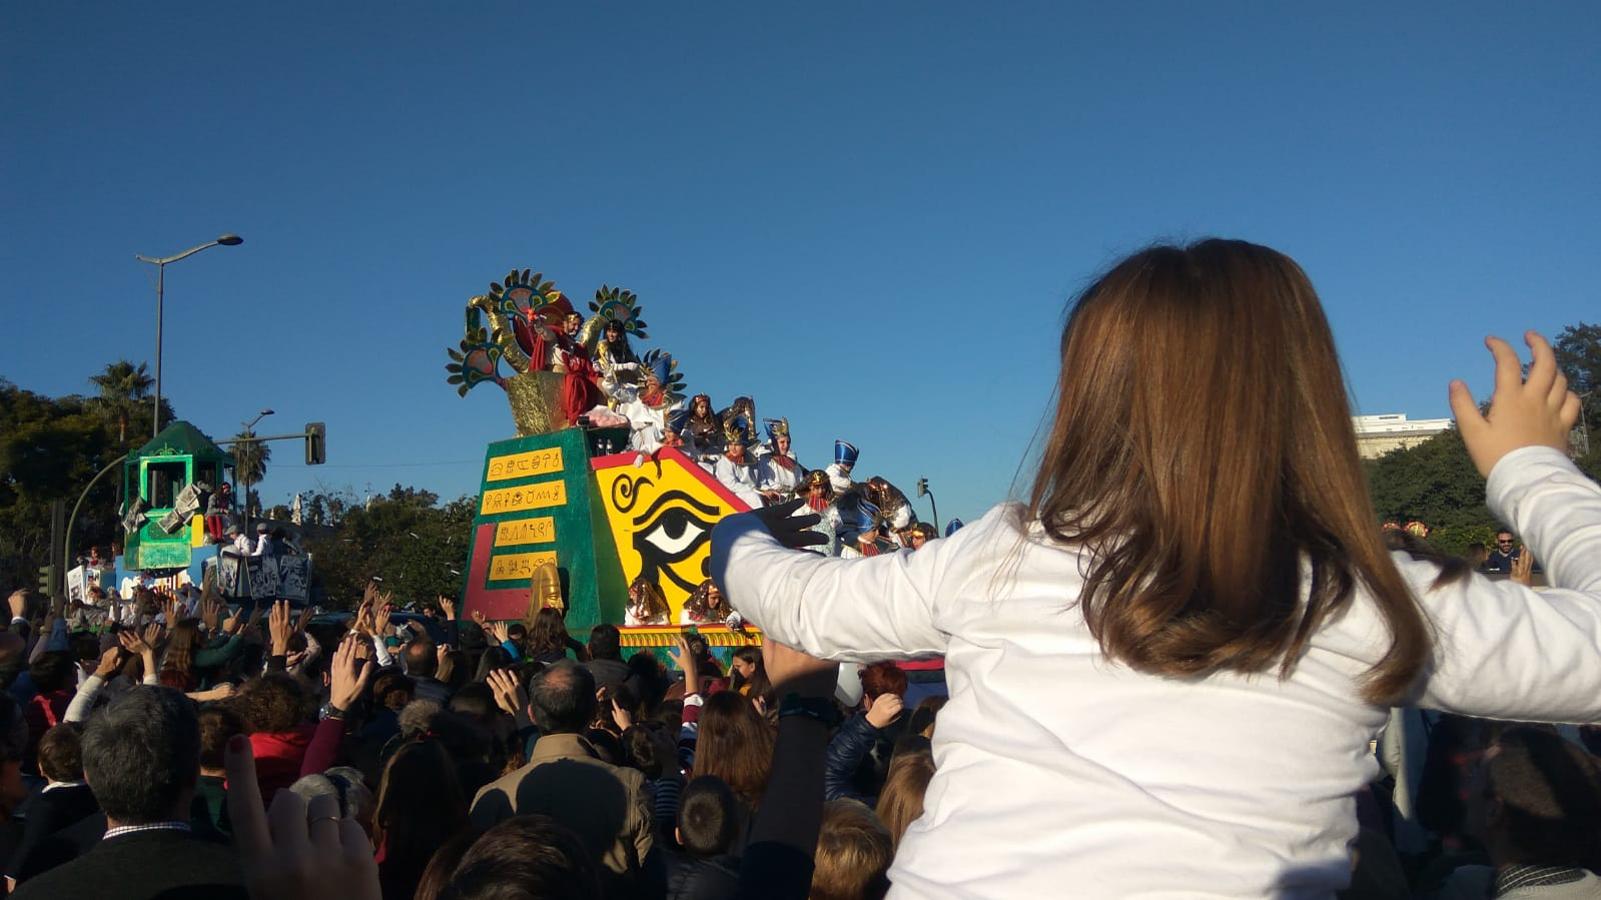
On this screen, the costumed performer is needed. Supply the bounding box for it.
[681,394,723,462]
[836,494,891,558]
[863,476,917,543]
[616,350,686,454]
[827,439,859,494]
[680,578,739,627]
[756,417,804,502]
[796,470,842,557]
[529,304,605,426]
[596,318,641,404]
[624,575,672,626]
[711,421,764,509]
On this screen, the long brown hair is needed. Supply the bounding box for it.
[694,691,774,807]
[159,619,201,680]
[875,748,935,851]
[528,607,571,658]
[1027,239,1428,704]
[374,739,469,896]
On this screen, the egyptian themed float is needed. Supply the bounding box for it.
[445,270,761,649]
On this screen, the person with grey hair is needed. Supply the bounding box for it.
[13,687,247,899]
[289,766,375,837]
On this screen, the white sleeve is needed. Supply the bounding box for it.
[709,507,994,661]
[1412,446,1601,722]
[65,674,106,723]
[371,635,394,668]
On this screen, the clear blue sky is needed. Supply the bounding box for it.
[3,3,1597,525]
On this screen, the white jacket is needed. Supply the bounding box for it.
[711,446,1601,899]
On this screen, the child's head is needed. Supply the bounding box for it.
[37,722,84,784]
[1029,239,1429,705]
[676,776,742,858]
[811,799,892,900]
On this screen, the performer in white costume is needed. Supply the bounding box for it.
[756,417,804,502]
[615,349,686,454]
[711,422,764,509]
[826,439,859,494]
[795,470,842,557]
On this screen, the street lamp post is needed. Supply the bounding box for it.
[239,408,274,541]
[136,234,244,438]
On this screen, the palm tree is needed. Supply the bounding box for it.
[89,360,154,442]
[231,431,271,485]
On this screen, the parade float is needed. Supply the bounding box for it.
[113,420,312,604]
[445,270,760,650]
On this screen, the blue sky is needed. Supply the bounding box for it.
[3,3,1597,525]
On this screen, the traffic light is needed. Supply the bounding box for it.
[305,422,326,465]
[37,565,53,596]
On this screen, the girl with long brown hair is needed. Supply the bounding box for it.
[692,690,774,810]
[711,239,1597,897]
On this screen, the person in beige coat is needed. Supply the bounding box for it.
[470,661,661,897]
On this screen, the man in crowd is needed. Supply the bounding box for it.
[469,660,662,897]
[14,687,247,899]
[1483,528,1524,575]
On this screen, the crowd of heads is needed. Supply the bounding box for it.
[0,577,949,900]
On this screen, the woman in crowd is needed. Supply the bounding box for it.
[710,238,1598,897]
[527,607,583,665]
[727,645,771,703]
[372,739,469,900]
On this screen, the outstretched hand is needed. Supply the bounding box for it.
[1450,331,1582,478]
[749,499,829,550]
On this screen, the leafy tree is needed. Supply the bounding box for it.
[88,360,155,443]
[302,489,474,608]
[0,379,141,589]
[1553,322,1601,478]
[1365,425,1493,556]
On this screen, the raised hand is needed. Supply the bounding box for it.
[1450,331,1583,478]
[118,629,150,656]
[93,644,125,678]
[351,599,373,637]
[226,736,382,900]
[610,696,633,732]
[748,498,830,550]
[666,634,690,671]
[865,691,905,729]
[486,668,527,719]
[1511,549,1537,587]
[372,602,393,638]
[269,601,295,656]
[330,635,375,711]
[201,596,224,633]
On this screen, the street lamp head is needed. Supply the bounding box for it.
[217,234,244,246]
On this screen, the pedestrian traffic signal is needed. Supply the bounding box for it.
[306,422,326,465]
